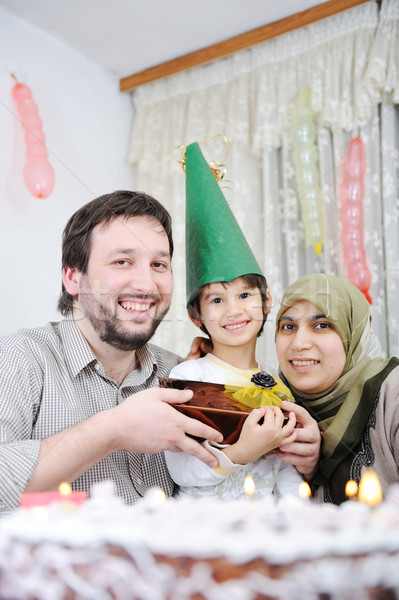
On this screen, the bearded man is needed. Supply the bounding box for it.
[0,190,222,515]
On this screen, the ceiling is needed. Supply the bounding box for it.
[0,0,323,82]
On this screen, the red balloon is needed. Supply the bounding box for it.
[340,137,372,304]
[12,81,55,199]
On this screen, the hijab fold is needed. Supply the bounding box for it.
[275,274,392,488]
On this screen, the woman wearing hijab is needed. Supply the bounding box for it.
[275,273,399,504]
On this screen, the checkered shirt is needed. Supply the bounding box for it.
[0,318,180,515]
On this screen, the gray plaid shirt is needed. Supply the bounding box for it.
[0,318,180,515]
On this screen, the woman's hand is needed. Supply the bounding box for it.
[223,406,297,465]
[276,401,321,480]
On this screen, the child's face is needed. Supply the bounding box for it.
[193,277,270,350]
[275,300,346,394]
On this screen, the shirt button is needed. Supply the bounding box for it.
[95,363,101,371]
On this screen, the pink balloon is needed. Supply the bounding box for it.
[339,137,372,303]
[12,81,55,199]
[23,158,55,199]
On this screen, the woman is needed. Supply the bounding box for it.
[275,273,399,504]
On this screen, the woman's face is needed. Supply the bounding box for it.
[276,300,346,394]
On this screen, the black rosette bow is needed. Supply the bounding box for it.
[224,372,294,410]
[250,371,276,389]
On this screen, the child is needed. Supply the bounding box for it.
[164,141,303,500]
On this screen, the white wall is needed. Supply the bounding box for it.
[0,8,135,335]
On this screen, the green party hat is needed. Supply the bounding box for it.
[185,141,264,305]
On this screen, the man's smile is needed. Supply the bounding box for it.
[119,300,154,312]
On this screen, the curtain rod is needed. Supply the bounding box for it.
[119,0,373,92]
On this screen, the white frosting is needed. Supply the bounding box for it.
[1,484,399,599]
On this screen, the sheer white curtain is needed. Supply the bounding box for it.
[127,0,399,365]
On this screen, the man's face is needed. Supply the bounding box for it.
[72,215,173,351]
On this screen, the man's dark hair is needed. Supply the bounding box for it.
[58,190,173,315]
[188,273,269,338]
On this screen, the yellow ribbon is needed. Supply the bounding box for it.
[174,134,229,182]
[224,378,295,411]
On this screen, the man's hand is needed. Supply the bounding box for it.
[185,336,213,360]
[223,406,297,465]
[112,387,223,467]
[276,401,321,481]
[26,387,223,492]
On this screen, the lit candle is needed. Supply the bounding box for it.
[59,482,72,496]
[358,470,383,508]
[244,475,256,501]
[298,481,311,500]
[345,480,358,501]
[145,487,167,509]
[19,482,87,509]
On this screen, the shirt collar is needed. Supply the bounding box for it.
[123,343,158,387]
[58,318,158,385]
[58,317,98,378]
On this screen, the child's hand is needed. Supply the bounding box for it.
[222,406,297,465]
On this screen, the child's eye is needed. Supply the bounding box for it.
[211,297,222,304]
[240,292,250,299]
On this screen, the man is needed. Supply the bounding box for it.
[0,190,222,515]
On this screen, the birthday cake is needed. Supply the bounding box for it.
[1,483,399,600]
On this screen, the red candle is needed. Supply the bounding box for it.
[19,482,87,509]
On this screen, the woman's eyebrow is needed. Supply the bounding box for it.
[279,314,295,323]
[278,312,327,323]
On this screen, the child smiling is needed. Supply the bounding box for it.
[165,142,302,500]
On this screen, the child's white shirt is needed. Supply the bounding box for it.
[165,353,302,500]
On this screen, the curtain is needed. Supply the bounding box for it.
[127,0,399,367]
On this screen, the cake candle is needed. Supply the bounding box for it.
[244,476,256,502]
[19,482,87,509]
[298,481,311,501]
[345,480,358,501]
[358,470,382,508]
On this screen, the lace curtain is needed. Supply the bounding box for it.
[127,0,399,366]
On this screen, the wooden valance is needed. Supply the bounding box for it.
[120,0,373,92]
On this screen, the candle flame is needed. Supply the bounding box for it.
[345,480,358,500]
[151,488,167,503]
[59,482,72,496]
[358,470,382,507]
[144,487,167,509]
[298,481,311,499]
[244,475,256,498]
